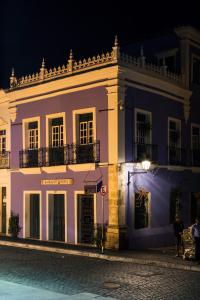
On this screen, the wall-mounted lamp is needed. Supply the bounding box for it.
[127,160,151,185]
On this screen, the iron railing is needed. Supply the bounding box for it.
[167,146,187,165]
[19,141,100,168]
[0,151,10,169]
[133,143,158,163]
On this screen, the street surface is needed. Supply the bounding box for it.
[0,245,199,300]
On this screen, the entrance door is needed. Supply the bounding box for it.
[48,194,65,242]
[1,187,6,234]
[191,192,200,223]
[78,194,94,244]
[30,194,40,239]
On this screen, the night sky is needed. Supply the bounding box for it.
[1,1,200,89]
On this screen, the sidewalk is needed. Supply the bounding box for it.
[0,236,199,273]
[0,279,116,300]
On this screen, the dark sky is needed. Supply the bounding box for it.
[1,1,200,88]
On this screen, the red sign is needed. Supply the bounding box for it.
[100,185,107,196]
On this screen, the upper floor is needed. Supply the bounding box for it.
[2,27,200,171]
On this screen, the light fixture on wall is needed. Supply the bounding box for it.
[127,160,151,184]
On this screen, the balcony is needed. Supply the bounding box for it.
[191,148,200,167]
[134,143,158,163]
[0,151,10,169]
[167,147,186,166]
[19,141,100,168]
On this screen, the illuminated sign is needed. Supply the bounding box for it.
[41,179,73,185]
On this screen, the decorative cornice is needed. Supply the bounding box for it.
[8,38,184,91]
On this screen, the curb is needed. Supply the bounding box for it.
[0,240,199,273]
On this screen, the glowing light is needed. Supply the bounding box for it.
[141,160,151,171]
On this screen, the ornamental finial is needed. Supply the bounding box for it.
[69,49,73,60]
[114,35,118,47]
[11,67,15,77]
[41,58,45,68]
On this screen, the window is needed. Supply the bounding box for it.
[191,125,200,166]
[28,122,38,149]
[79,113,93,145]
[135,110,152,161]
[168,119,181,165]
[50,118,64,148]
[75,113,94,163]
[192,56,200,84]
[48,117,64,166]
[134,192,149,229]
[21,118,40,168]
[0,130,6,154]
[192,126,200,149]
[136,112,151,144]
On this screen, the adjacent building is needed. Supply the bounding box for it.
[1,26,200,249]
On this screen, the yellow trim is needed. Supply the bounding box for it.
[42,166,68,173]
[68,163,96,172]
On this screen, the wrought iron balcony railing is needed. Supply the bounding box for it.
[19,141,100,168]
[191,148,200,167]
[0,151,10,169]
[133,143,158,163]
[167,146,187,166]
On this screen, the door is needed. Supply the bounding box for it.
[78,194,94,244]
[191,192,200,223]
[53,194,65,241]
[30,194,40,239]
[1,187,6,234]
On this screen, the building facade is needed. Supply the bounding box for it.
[1,26,200,249]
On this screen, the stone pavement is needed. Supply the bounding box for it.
[0,279,116,300]
[0,246,200,300]
[0,236,199,272]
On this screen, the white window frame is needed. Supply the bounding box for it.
[23,191,42,240]
[191,54,200,84]
[22,117,40,150]
[191,123,200,150]
[134,108,152,145]
[168,117,181,148]
[29,127,38,150]
[72,108,96,145]
[46,112,66,148]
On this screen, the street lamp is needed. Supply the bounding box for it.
[127,160,151,184]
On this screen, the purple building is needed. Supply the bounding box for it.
[4,26,200,249]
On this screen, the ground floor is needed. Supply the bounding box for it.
[125,166,200,249]
[5,166,200,250]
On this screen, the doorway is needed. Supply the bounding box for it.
[191,192,200,223]
[48,194,65,242]
[78,194,94,244]
[24,193,40,239]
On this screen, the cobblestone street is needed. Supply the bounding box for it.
[0,245,200,300]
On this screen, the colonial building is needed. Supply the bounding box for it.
[2,26,200,249]
[0,89,11,236]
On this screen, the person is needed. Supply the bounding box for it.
[191,217,200,263]
[173,215,184,257]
